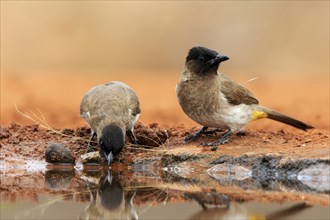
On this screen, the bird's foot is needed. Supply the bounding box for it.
[86,145,98,153]
[127,130,138,145]
[185,133,199,143]
[185,126,208,143]
[86,146,93,153]
[236,131,247,136]
[199,130,233,150]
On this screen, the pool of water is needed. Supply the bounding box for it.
[2,194,328,219]
[1,163,329,220]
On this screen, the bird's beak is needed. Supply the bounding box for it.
[210,54,229,65]
[106,152,114,167]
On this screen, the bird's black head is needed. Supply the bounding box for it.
[99,123,125,166]
[185,46,229,75]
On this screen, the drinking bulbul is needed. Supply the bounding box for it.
[80,81,141,166]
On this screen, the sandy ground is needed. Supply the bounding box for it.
[1,71,329,164]
[1,72,329,206]
[1,123,329,207]
[1,71,329,162]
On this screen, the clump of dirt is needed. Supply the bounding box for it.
[134,122,169,147]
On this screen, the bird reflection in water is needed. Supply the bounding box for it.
[80,171,138,220]
[187,191,311,220]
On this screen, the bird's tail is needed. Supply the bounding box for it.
[253,106,314,131]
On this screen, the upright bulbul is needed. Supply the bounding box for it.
[80,81,141,166]
[176,46,313,147]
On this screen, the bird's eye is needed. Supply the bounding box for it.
[198,56,206,63]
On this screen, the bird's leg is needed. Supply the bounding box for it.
[127,129,138,144]
[217,130,233,144]
[201,129,233,149]
[185,126,208,143]
[203,128,226,135]
[87,130,96,152]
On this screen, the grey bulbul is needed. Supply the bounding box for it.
[80,81,141,166]
[176,46,313,148]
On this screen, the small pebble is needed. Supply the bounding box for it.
[211,146,218,151]
[304,139,312,143]
[81,151,101,164]
[45,143,74,164]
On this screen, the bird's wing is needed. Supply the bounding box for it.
[80,93,91,118]
[105,81,141,116]
[219,74,259,105]
[128,90,141,116]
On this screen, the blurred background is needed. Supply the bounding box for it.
[1,1,329,129]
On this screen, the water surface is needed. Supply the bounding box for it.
[1,164,329,220]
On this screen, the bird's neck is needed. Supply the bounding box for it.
[97,121,126,140]
[180,67,218,83]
